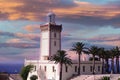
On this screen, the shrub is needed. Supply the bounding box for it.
[101,76,110,80]
[20,65,34,80]
[30,75,38,80]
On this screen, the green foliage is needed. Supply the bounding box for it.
[30,75,38,80]
[50,50,72,80]
[50,50,72,66]
[20,65,34,80]
[71,42,85,75]
[71,42,85,55]
[101,76,110,80]
[118,78,120,80]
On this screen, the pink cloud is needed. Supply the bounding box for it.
[88,34,120,46]
[23,25,40,32]
[15,33,40,42]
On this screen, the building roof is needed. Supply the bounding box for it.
[0,73,9,80]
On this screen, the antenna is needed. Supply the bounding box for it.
[48,0,53,12]
[47,0,56,24]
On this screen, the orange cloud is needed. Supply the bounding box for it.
[6,39,23,43]
[23,25,40,32]
[0,0,120,22]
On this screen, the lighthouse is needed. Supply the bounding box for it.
[25,12,102,80]
[40,12,62,60]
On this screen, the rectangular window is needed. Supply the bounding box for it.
[40,66,41,70]
[83,66,85,72]
[54,41,56,46]
[54,33,56,38]
[44,66,47,72]
[65,66,68,72]
[53,66,55,72]
[75,66,77,72]
[34,66,36,71]
[90,66,92,72]
[98,66,100,72]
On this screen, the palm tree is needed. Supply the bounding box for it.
[104,50,111,73]
[70,42,85,75]
[109,48,116,73]
[50,50,72,80]
[97,47,106,74]
[112,46,120,73]
[86,46,100,74]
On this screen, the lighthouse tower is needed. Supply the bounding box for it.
[40,12,62,60]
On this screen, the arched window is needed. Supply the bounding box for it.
[90,66,92,72]
[54,33,56,38]
[83,66,85,72]
[98,66,100,72]
[53,66,55,72]
[54,41,56,46]
[75,66,77,72]
[65,66,68,72]
[39,66,41,70]
[44,66,47,72]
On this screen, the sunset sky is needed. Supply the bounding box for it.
[0,0,120,63]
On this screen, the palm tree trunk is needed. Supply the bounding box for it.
[111,58,114,74]
[105,58,109,73]
[102,58,104,74]
[93,56,95,74]
[59,63,63,80]
[78,54,81,75]
[116,56,119,73]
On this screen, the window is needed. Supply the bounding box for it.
[54,41,56,46]
[40,66,41,70]
[54,33,56,38]
[83,66,85,72]
[34,66,36,71]
[98,66,100,72]
[65,66,68,72]
[90,66,92,72]
[44,66,47,72]
[53,66,55,72]
[75,66,77,72]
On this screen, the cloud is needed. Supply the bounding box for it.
[0,43,39,48]
[0,31,40,49]
[15,33,40,41]
[0,0,120,29]
[61,32,120,49]
[23,25,40,32]
[0,31,40,42]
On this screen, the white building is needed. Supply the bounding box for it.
[25,12,102,80]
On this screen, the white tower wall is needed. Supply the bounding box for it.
[50,31,61,57]
[40,24,62,60]
[40,31,50,57]
[40,12,62,60]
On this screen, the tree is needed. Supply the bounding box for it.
[86,46,100,74]
[114,46,120,73]
[97,47,106,74]
[20,65,34,80]
[30,75,38,80]
[104,50,111,73]
[50,50,72,80]
[110,48,116,73]
[70,42,85,75]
